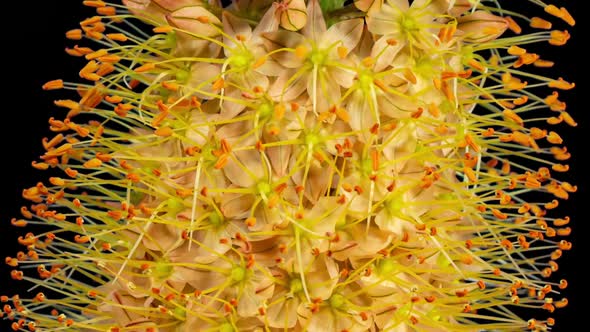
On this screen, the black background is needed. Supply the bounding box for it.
[0,1,585,331]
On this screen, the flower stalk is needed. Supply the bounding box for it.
[3,0,575,331]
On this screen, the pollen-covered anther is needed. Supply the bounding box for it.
[544,5,575,26]
[530,17,552,30]
[212,78,225,91]
[549,30,571,46]
[85,48,108,60]
[549,78,575,90]
[97,6,116,16]
[134,63,156,73]
[294,45,308,59]
[505,17,521,34]
[83,158,102,168]
[66,29,83,40]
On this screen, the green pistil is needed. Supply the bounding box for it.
[256,181,272,197]
[310,49,327,66]
[414,56,436,78]
[384,194,404,216]
[209,211,224,227]
[360,158,373,177]
[165,197,184,215]
[437,193,457,201]
[156,86,171,99]
[172,306,186,319]
[231,266,247,282]
[329,293,346,309]
[154,261,174,280]
[175,68,189,83]
[358,71,374,95]
[440,100,455,114]
[400,14,419,34]
[219,323,234,332]
[229,52,253,72]
[129,189,145,205]
[304,131,322,147]
[378,258,396,275]
[290,278,303,294]
[165,33,176,47]
[257,102,273,120]
[200,143,220,167]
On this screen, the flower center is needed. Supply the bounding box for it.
[231,266,247,282]
[290,278,303,294]
[400,14,419,34]
[359,157,373,177]
[219,323,235,332]
[229,51,253,72]
[257,102,273,119]
[175,68,189,83]
[310,49,327,66]
[304,131,322,147]
[384,194,404,216]
[359,72,374,93]
[154,261,174,279]
[208,211,224,227]
[378,258,396,275]
[165,197,184,215]
[257,181,272,197]
[172,306,186,319]
[329,293,346,309]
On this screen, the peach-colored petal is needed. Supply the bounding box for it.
[269,70,308,101]
[167,6,222,37]
[266,291,301,328]
[253,3,281,36]
[354,0,383,13]
[347,89,377,138]
[186,111,210,146]
[224,149,264,188]
[322,18,364,57]
[388,0,410,10]
[144,222,183,251]
[457,11,509,43]
[330,64,356,89]
[280,0,307,31]
[305,255,339,299]
[222,11,253,52]
[186,62,222,100]
[154,0,203,11]
[449,0,473,16]
[220,191,256,219]
[366,2,403,36]
[371,35,403,72]
[306,71,341,114]
[301,0,326,41]
[262,30,307,69]
[265,135,292,177]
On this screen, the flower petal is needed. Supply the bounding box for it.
[253,3,281,36]
[354,0,383,14]
[262,30,307,69]
[302,0,326,41]
[167,6,222,37]
[154,0,203,11]
[322,19,364,56]
[280,0,308,31]
[222,11,252,50]
[269,69,308,101]
[371,35,403,72]
[457,11,509,43]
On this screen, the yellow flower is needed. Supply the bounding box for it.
[4,0,576,331]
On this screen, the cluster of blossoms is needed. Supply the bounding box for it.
[3,0,576,331]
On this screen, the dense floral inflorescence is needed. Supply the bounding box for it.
[3,0,576,331]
